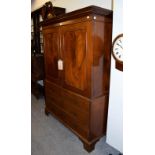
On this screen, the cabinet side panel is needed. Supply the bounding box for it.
[92,20,104,97]
[92,18,112,98]
[90,96,106,139]
[102,22,112,95]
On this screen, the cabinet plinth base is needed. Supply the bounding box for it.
[82,139,99,153]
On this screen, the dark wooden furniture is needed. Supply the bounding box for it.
[31,54,44,99]
[31,6,66,98]
[42,5,113,152]
[31,6,66,54]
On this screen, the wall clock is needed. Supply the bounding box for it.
[112,33,123,71]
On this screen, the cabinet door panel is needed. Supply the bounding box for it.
[61,22,91,96]
[43,28,60,84]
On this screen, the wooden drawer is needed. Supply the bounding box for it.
[45,80,89,111]
[45,80,90,129]
[46,99,89,138]
[46,94,89,128]
[62,89,89,112]
[45,80,61,98]
[45,80,89,110]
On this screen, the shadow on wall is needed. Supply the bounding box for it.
[31,0,35,5]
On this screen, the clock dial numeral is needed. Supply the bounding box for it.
[116,43,123,49]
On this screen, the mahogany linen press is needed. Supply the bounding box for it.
[42,5,113,152]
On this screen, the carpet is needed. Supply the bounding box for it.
[31,95,120,155]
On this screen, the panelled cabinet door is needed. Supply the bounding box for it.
[61,21,92,97]
[43,27,60,84]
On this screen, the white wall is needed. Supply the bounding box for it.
[31,0,111,12]
[106,0,123,153]
[31,0,123,152]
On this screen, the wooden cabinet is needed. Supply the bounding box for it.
[42,6,112,152]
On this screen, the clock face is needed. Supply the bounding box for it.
[113,34,123,62]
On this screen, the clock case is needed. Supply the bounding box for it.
[112,33,123,71]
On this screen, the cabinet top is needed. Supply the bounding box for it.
[41,5,113,27]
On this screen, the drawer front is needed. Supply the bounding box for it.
[45,80,90,112]
[45,80,90,113]
[46,94,89,129]
[46,99,89,138]
[62,90,89,112]
[45,80,90,134]
[45,80,61,99]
